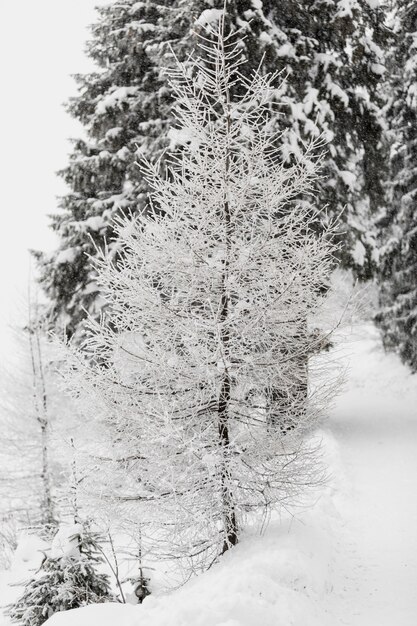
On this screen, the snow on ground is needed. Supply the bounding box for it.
[43,461,343,626]
[1,323,416,625]
[328,323,417,625]
[0,533,48,620]
[0,459,342,626]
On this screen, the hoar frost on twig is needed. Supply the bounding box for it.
[63,19,341,575]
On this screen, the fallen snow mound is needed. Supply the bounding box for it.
[45,433,342,626]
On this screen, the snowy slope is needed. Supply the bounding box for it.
[1,323,416,626]
[1,455,342,626]
[40,453,345,626]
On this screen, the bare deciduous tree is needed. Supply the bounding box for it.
[64,25,339,574]
[0,297,56,532]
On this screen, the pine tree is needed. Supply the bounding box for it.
[299,0,389,278]
[376,1,417,371]
[36,0,388,340]
[7,523,113,626]
[63,30,339,572]
[34,0,174,340]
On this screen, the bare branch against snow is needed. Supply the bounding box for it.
[62,20,341,576]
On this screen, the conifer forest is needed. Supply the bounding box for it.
[1,2,417,625]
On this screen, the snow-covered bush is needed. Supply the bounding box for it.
[64,26,339,574]
[7,523,113,626]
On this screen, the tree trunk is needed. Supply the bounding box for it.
[40,421,54,527]
[217,70,238,553]
[28,305,56,529]
[218,366,238,553]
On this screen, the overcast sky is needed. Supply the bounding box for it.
[0,1,110,356]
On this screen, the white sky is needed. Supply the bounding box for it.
[0,1,110,357]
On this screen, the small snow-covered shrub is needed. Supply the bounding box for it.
[7,523,113,626]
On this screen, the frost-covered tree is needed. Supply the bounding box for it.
[376,1,417,371]
[36,0,387,340]
[7,523,113,626]
[0,308,57,531]
[64,30,339,571]
[26,311,56,530]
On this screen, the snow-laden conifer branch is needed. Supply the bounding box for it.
[62,21,340,576]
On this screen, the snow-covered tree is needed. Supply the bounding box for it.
[33,0,175,340]
[376,1,417,371]
[0,308,57,531]
[296,0,389,278]
[63,29,339,572]
[26,311,56,530]
[36,0,387,341]
[7,523,113,626]
[0,295,94,536]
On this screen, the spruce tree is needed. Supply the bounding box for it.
[34,0,175,340]
[7,523,113,626]
[376,1,417,371]
[36,0,388,340]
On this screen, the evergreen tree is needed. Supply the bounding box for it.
[7,523,113,626]
[298,0,389,277]
[376,1,417,371]
[36,0,388,340]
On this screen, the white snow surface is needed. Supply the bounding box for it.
[327,324,417,625]
[339,169,357,190]
[1,323,417,625]
[0,533,48,613]
[196,9,224,28]
[83,215,106,231]
[352,239,366,266]
[43,477,342,626]
[55,248,78,264]
[49,524,82,560]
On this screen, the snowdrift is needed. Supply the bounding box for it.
[43,432,342,626]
